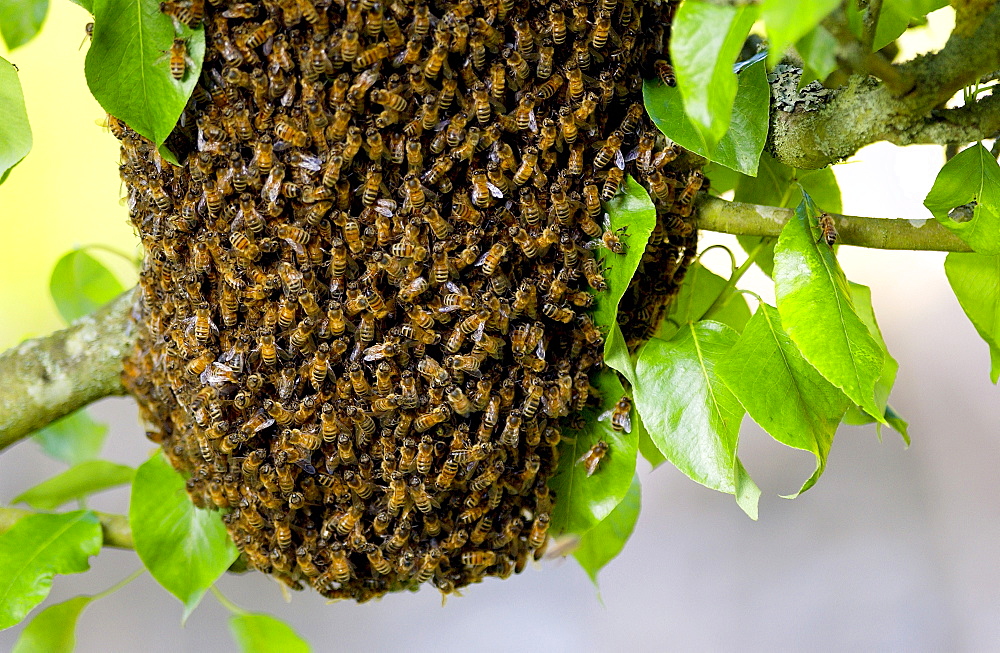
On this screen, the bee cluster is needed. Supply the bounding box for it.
[121,0,699,601]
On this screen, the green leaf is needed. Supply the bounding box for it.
[84,0,205,148]
[634,323,760,519]
[0,56,32,184]
[130,453,239,618]
[602,323,635,386]
[773,195,886,421]
[573,474,641,584]
[644,57,769,175]
[49,249,125,324]
[635,411,665,467]
[593,175,656,379]
[668,1,759,153]
[550,371,639,535]
[656,262,751,341]
[32,409,108,465]
[13,461,135,511]
[923,143,1000,255]
[230,613,311,653]
[847,283,902,440]
[12,596,92,653]
[796,25,839,84]
[762,0,840,67]
[717,304,850,496]
[843,403,910,443]
[0,511,101,630]
[0,0,48,50]
[735,153,843,277]
[945,252,1000,384]
[846,0,949,51]
[703,162,741,195]
[67,0,94,12]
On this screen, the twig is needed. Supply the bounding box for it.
[695,196,973,252]
[0,289,137,453]
[861,0,884,53]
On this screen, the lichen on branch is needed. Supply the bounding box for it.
[0,289,137,452]
[769,2,1000,169]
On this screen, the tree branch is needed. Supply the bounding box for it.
[771,2,1000,168]
[695,196,974,252]
[0,505,133,548]
[0,289,137,453]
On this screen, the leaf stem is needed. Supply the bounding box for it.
[93,568,145,601]
[694,244,737,276]
[700,239,767,322]
[211,586,248,615]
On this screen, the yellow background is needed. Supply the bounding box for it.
[0,1,139,349]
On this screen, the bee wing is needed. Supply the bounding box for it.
[486,181,505,198]
[528,109,538,133]
[614,149,625,169]
[621,413,632,433]
[535,337,546,360]
[624,146,639,162]
[597,409,613,423]
[602,212,612,230]
[583,239,602,250]
[292,154,323,171]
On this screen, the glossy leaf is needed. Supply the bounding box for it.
[602,322,635,386]
[130,453,239,618]
[735,153,842,277]
[847,283,904,442]
[0,56,32,184]
[593,175,656,379]
[703,162,741,195]
[634,323,760,519]
[843,403,910,443]
[230,613,311,653]
[50,249,124,324]
[762,0,840,67]
[923,143,1000,255]
[31,409,108,465]
[796,25,839,84]
[945,252,1000,384]
[573,474,641,584]
[85,0,205,148]
[0,511,101,630]
[644,57,768,175]
[846,0,949,51]
[11,596,92,653]
[668,2,759,153]
[13,461,134,511]
[656,262,751,341]
[550,371,639,535]
[773,196,886,421]
[717,304,850,496]
[0,0,48,50]
[635,411,665,467]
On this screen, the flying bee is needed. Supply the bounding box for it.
[818,212,838,246]
[598,396,633,433]
[578,440,609,477]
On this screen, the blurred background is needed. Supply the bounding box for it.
[1,4,997,651]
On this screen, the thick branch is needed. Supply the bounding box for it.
[0,505,133,548]
[696,196,973,252]
[0,289,137,452]
[771,2,1000,168]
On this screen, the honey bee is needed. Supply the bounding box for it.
[654,59,677,87]
[601,166,625,201]
[461,550,496,567]
[274,118,309,148]
[414,405,450,432]
[599,395,633,434]
[677,169,705,215]
[159,0,203,29]
[818,212,838,246]
[155,37,195,81]
[578,440,609,476]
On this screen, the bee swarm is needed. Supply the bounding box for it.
[122,0,698,601]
